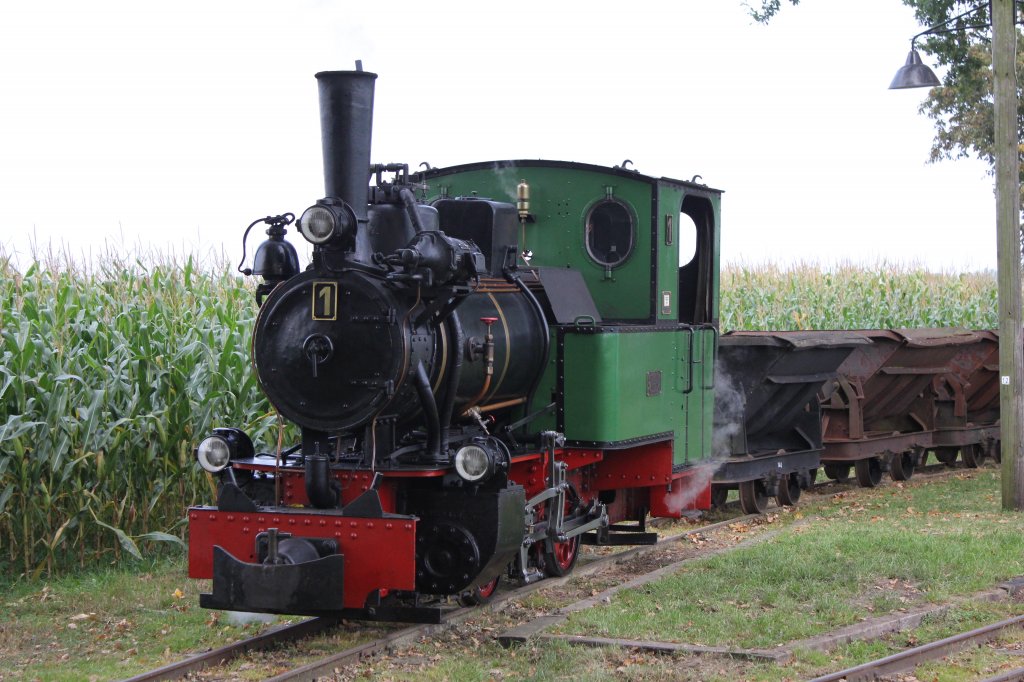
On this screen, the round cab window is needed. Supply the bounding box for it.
[585,200,634,268]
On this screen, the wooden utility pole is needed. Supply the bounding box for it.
[994,0,1024,509]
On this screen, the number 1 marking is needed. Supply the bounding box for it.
[312,282,338,321]
[318,285,332,318]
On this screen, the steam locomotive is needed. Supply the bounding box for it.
[187,69,722,621]
[187,69,1003,621]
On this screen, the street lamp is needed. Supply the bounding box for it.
[888,2,994,89]
[889,0,1024,509]
[889,49,940,89]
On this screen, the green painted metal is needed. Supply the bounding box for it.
[656,183,684,322]
[421,160,721,467]
[425,163,654,320]
[560,326,715,465]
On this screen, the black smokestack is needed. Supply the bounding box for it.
[314,69,377,221]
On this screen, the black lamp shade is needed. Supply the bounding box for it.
[889,49,941,89]
[253,238,300,279]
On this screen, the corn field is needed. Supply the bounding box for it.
[0,252,280,578]
[0,255,999,578]
[721,263,998,331]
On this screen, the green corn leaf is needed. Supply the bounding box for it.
[91,516,142,560]
[137,531,185,548]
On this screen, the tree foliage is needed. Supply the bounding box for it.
[749,0,1024,209]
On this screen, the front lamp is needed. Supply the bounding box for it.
[195,427,254,473]
[197,436,230,473]
[454,444,495,483]
[297,200,355,247]
[298,205,337,244]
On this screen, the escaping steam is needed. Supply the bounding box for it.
[712,367,747,459]
[651,366,751,512]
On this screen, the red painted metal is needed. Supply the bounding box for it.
[589,441,674,490]
[649,464,713,517]
[188,508,417,610]
[559,449,605,471]
[232,462,448,511]
[510,452,549,499]
[509,441,708,521]
[509,448,605,502]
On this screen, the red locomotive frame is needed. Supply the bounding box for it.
[188,439,710,616]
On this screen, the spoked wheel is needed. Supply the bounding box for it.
[775,474,801,507]
[739,479,769,514]
[710,485,729,509]
[854,457,883,488]
[823,462,851,481]
[890,450,916,481]
[934,447,959,466]
[458,575,499,607]
[962,443,987,468]
[542,535,581,577]
[539,486,582,578]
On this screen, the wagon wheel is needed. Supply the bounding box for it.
[804,468,819,487]
[962,443,986,468]
[934,447,959,466]
[458,575,499,607]
[710,485,729,509]
[854,457,883,488]
[823,463,851,481]
[738,479,769,514]
[775,474,801,507]
[890,450,916,481]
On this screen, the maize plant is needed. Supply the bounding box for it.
[720,262,997,331]
[0,253,998,578]
[0,250,279,577]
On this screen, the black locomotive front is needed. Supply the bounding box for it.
[189,69,553,614]
[254,70,548,477]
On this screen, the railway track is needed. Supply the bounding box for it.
[123,462,980,681]
[123,513,758,681]
[808,614,1024,682]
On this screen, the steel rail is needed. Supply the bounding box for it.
[808,615,1024,682]
[119,615,340,682]
[980,665,1024,682]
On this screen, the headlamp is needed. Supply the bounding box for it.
[195,427,254,473]
[197,436,231,473]
[454,444,494,483]
[298,205,336,244]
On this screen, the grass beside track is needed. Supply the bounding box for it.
[0,558,283,681]
[349,469,1024,682]
[561,470,1023,648]
[6,468,1022,681]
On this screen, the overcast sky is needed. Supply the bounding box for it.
[0,1,999,272]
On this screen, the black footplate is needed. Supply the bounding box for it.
[581,529,659,546]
